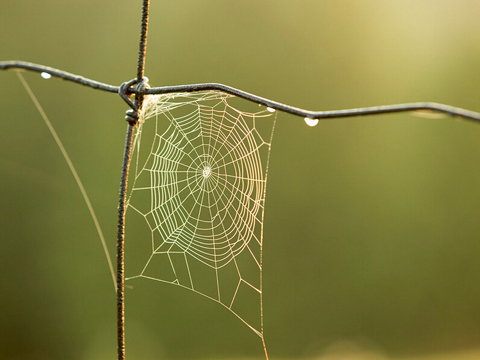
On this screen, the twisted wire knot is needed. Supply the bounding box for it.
[119,76,149,124]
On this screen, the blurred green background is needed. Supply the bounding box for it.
[2,1,480,359]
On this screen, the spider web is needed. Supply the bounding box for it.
[125,90,276,337]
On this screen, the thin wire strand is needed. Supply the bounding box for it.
[15,71,117,291]
[2,60,480,123]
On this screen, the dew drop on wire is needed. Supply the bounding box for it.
[304,117,319,127]
[41,72,51,79]
[267,107,275,113]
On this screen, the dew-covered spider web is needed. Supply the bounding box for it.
[125,90,276,339]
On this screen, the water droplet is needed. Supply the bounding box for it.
[41,72,51,79]
[304,117,319,127]
[267,107,275,113]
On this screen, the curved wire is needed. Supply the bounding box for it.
[16,72,117,291]
[2,60,480,122]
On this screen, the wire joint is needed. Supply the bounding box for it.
[119,76,149,124]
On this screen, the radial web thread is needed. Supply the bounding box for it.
[125,91,276,337]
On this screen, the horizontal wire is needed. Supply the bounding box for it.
[2,60,480,122]
[144,83,480,122]
[0,60,118,93]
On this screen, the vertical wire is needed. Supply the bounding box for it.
[116,123,135,360]
[136,0,149,83]
[135,0,150,110]
[117,1,151,360]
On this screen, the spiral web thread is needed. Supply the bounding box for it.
[125,91,276,338]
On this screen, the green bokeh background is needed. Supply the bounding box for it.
[1,1,480,359]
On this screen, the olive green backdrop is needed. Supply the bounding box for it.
[1,1,480,359]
